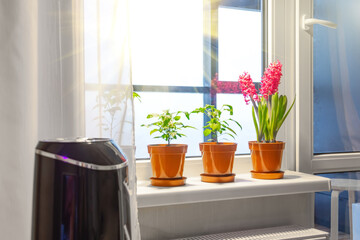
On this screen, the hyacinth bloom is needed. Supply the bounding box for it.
[238,61,295,142]
[259,60,283,100]
[238,72,259,104]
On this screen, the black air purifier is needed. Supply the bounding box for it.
[32,138,131,240]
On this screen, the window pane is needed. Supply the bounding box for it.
[217,94,256,154]
[313,0,360,154]
[84,0,98,84]
[218,7,262,82]
[134,92,204,158]
[84,0,126,85]
[130,0,203,87]
[85,91,100,136]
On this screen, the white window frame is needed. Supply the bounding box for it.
[136,0,298,176]
[79,0,299,177]
[296,0,360,173]
[268,0,297,172]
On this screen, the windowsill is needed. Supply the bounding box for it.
[137,170,330,208]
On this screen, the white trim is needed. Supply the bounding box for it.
[296,0,360,174]
[268,0,297,171]
[312,153,360,173]
[296,0,313,173]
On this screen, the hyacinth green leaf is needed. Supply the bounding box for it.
[258,104,264,135]
[270,94,277,139]
[276,95,286,124]
[174,116,181,121]
[252,106,260,142]
[146,114,154,119]
[277,96,296,131]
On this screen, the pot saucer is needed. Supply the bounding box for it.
[200,173,235,183]
[150,177,186,187]
[251,171,284,179]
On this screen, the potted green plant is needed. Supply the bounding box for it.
[238,60,295,179]
[191,104,242,183]
[141,109,195,187]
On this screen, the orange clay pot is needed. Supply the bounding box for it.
[148,144,187,179]
[248,141,285,172]
[199,142,237,175]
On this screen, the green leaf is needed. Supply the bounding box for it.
[223,132,236,140]
[184,112,190,120]
[229,118,242,130]
[277,96,296,131]
[150,129,158,135]
[204,128,212,136]
[174,116,181,121]
[209,122,220,131]
[223,125,237,136]
[252,106,260,142]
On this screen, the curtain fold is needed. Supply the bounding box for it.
[84,0,141,238]
[0,1,38,239]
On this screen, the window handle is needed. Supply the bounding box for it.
[302,15,337,30]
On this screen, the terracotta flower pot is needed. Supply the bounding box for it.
[148,144,187,179]
[199,142,237,175]
[248,141,285,172]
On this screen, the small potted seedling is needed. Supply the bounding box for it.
[191,104,241,183]
[142,109,195,187]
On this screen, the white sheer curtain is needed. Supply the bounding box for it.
[0,1,38,239]
[83,0,141,238]
[0,0,140,239]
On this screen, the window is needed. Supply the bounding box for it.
[297,0,360,173]
[84,0,266,159]
[313,0,360,154]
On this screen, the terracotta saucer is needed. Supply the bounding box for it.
[251,171,284,180]
[200,173,235,183]
[150,177,186,187]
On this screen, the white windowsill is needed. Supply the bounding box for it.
[137,170,330,208]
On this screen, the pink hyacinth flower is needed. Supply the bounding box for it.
[238,72,259,104]
[260,60,282,100]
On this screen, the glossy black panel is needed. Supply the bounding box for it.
[32,139,131,240]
